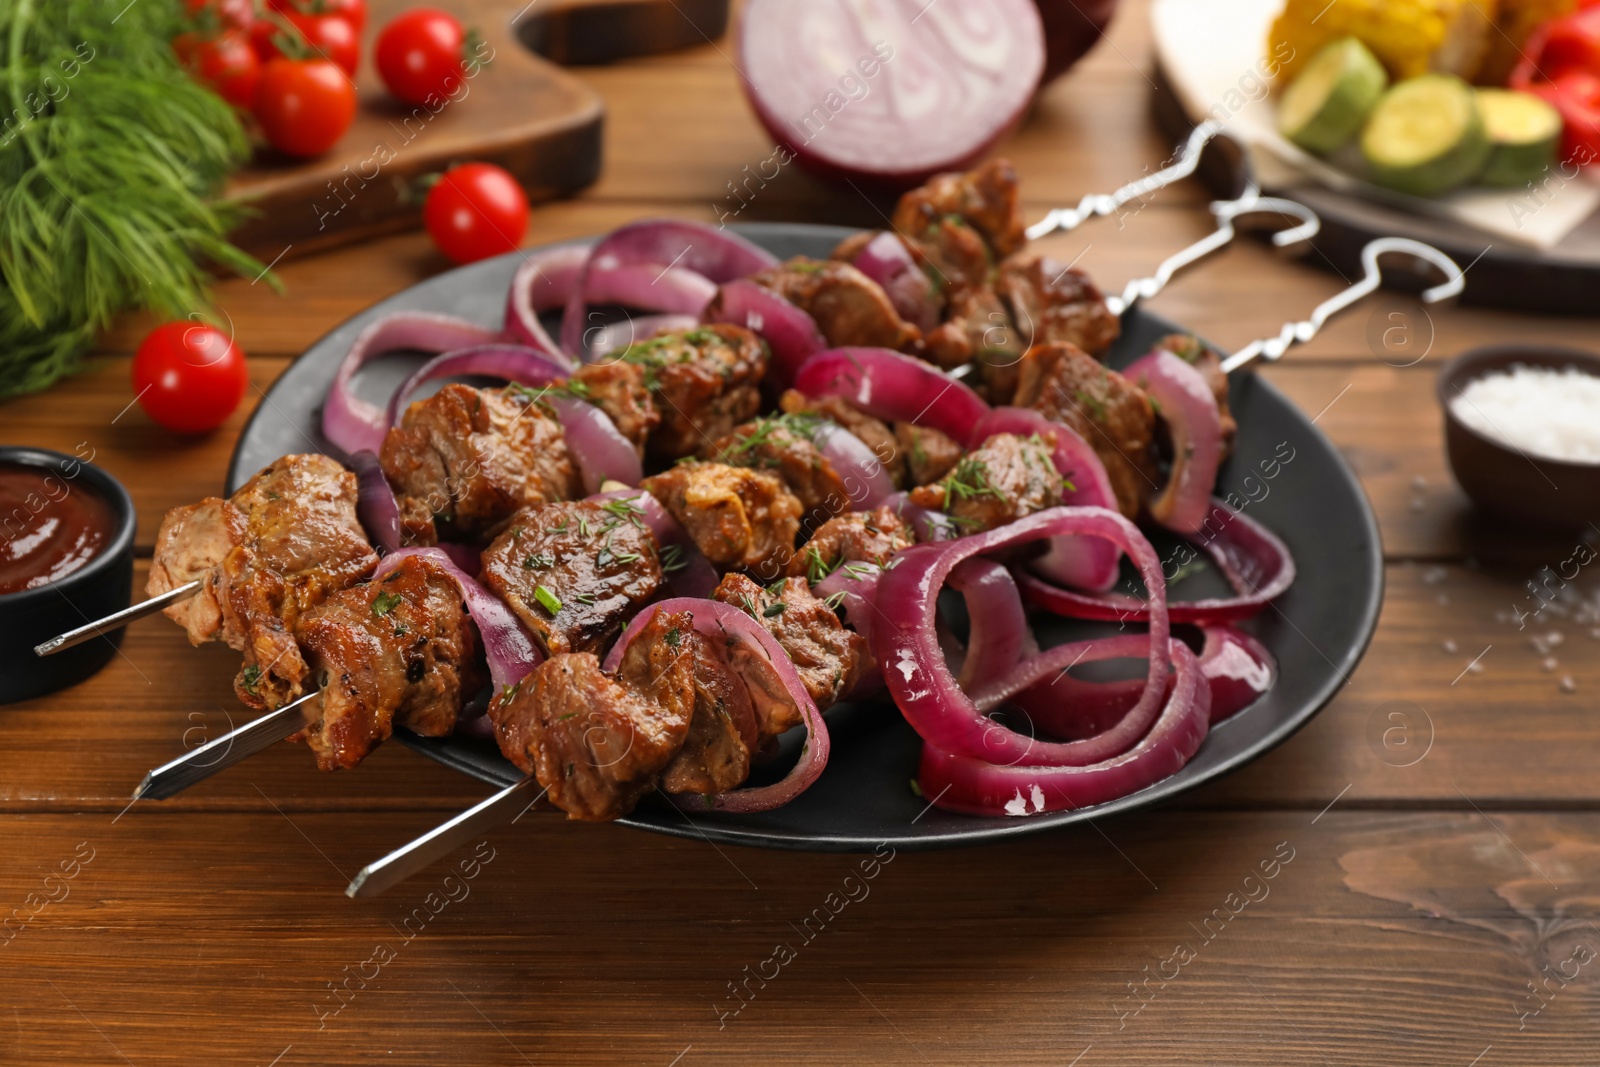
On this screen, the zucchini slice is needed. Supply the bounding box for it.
[1277,36,1388,155]
[1361,74,1490,197]
[1477,88,1562,187]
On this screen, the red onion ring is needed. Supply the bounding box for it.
[323,313,503,455]
[947,558,1037,691]
[793,347,992,448]
[382,344,575,431]
[374,547,542,691]
[1125,349,1223,536]
[851,232,938,333]
[1019,498,1296,624]
[349,449,401,555]
[972,407,1121,592]
[603,597,829,812]
[883,490,960,543]
[810,420,894,509]
[1197,624,1275,724]
[548,396,643,493]
[504,245,589,355]
[703,279,827,389]
[561,220,778,356]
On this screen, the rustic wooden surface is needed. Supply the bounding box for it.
[4,2,1599,1064]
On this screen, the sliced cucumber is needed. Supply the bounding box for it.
[1277,37,1388,155]
[1477,88,1561,187]
[1361,74,1491,197]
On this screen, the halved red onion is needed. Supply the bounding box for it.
[382,344,574,430]
[1019,498,1296,624]
[851,232,938,332]
[504,244,589,355]
[1125,349,1223,535]
[947,558,1037,691]
[703,280,827,389]
[874,508,1171,769]
[811,419,894,509]
[349,449,401,555]
[560,220,778,356]
[374,547,542,691]
[1198,625,1275,724]
[548,396,643,493]
[794,347,992,448]
[323,313,503,455]
[603,598,829,812]
[972,407,1121,592]
[588,314,699,360]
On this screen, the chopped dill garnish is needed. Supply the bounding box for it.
[943,455,1004,503]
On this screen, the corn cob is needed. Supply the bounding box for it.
[1269,0,1501,84]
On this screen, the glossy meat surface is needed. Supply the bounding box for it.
[750,258,919,351]
[603,325,766,461]
[909,432,1063,534]
[789,506,914,580]
[707,415,850,527]
[714,573,867,713]
[641,462,803,578]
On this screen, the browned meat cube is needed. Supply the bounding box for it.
[789,506,915,582]
[1013,342,1158,519]
[921,288,1026,393]
[1150,333,1238,457]
[571,360,659,454]
[660,625,759,797]
[779,390,905,489]
[894,423,963,487]
[480,499,662,657]
[380,384,578,544]
[148,496,245,647]
[641,462,803,578]
[293,554,481,772]
[891,158,1027,272]
[601,325,766,461]
[997,255,1121,360]
[492,609,695,821]
[748,258,919,351]
[909,432,1063,534]
[706,414,850,527]
[714,573,868,714]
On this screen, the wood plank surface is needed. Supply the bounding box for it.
[2,0,1598,1062]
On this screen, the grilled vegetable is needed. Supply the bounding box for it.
[1477,88,1563,185]
[1277,37,1388,154]
[1361,74,1491,195]
[1269,0,1498,85]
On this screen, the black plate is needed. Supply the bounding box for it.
[231,223,1382,851]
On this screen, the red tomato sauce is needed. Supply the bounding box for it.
[0,463,117,596]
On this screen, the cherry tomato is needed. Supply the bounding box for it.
[186,0,255,32]
[268,0,367,31]
[423,163,530,264]
[254,57,357,158]
[132,322,249,435]
[175,28,261,110]
[376,8,469,106]
[251,12,360,75]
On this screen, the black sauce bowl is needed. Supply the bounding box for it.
[0,447,136,705]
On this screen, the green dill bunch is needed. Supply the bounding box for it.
[0,0,263,398]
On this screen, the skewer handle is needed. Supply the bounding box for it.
[1220,237,1465,374]
[346,777,544,898]
[133,688,321,801]
[34,579,203,657]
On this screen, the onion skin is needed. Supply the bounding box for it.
[703,280,826,389]
[549,396,643,494]
[850,233,938,332]
[794,347,992,448]
[349,449,401,555]
[811,420,895,509]
[1125,349,1223,536]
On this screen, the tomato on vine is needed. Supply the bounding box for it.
[251,11,361,76]
[268,0,368,31]
[175,27,261,110]
[423,163,530,264]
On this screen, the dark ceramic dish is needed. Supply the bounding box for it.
[229,223,1384,851]
[1438,345,1600,531]
[0,447,136,705]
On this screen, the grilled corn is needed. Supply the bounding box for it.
[1269,0,1500,84]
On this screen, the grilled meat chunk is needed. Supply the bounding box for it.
[604,325,766,462]
[481,500,663,657]
[492,609,695,821]
[571,360,659,454]
[660,625,759,797]
[996,255,1121,359]
[380,384,579,544]
[891,158,1026,279]
[148,496,245,647]
[294,554,481,772]
[1012,342,1158,519]
[749,258,919,351]
[921,287,1025,388]
[789,506,915,580]
[707,414,850,526]
[909,432,1063,534]
[641,462,803,578]
[714,573,868,713]
[779,390,904,489]
[894,422,964,487]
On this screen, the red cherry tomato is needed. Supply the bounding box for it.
[268,0,367,31]
[132,322,249,435]
[376,8,469,106]
[251,12,360,75]
[186,0,255,31]
[423,163,530,264]
[175,28,261,110]
[254,57,357,158]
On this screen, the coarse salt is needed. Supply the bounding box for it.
[1451,365,1600,464]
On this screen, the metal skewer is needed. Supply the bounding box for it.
[133,687,322,800]
[346,776,543,898]
[34,579,202,657]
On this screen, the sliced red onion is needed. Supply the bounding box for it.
[947,558,1036,691]
[588,314,699,360]
[561,220,778,356]
[504,244,589,355]
[375,547,542,691]
[323,313,503,455]
[548,396,643,493]
[972,407,1121,592]
[1126,349,1223,536]
[851,232,938,333]
[437,542,481,575]
[349,449,401,555]
[603,597,829,812]
[1198,625,1275,724]
[793,347,992,448]
[884,490,960,543]
[703,280,827,389]
[810,419,894,509]
[1019,498,1296,624]
[590,489,718,599]
[382,345,574,431]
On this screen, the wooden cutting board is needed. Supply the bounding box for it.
[225,0,730,260]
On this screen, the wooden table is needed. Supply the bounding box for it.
[5,4,1597,1064]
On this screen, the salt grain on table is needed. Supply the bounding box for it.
[1561,675,1577,694]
